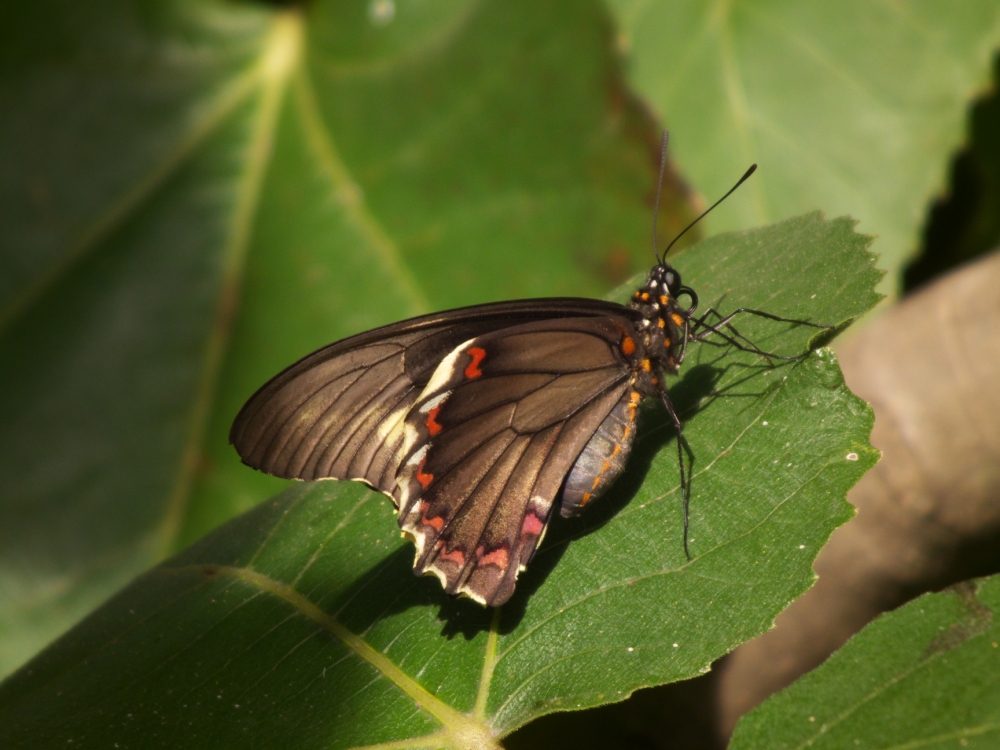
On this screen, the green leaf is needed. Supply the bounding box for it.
[607,0,1000,293]
[0,0,678,676]
[904,55,1000,290]
[730,576,1000,749]
[0,215,879,748]
[0,0,275,677]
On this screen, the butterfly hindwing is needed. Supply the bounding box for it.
[395,318,638,606]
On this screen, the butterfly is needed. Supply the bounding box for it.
[229,143,830,607]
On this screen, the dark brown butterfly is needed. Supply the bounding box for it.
[230,150,829,607]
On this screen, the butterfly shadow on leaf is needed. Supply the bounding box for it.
[320,541,497,640]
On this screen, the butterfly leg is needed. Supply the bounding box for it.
[690,308,832,364]
[660,389,692,560]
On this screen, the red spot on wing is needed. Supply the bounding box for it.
[464,347,487,379]
[521,511,545,538]
[425,406,443,435]
[422,513,444,531]
[415,457,434,488]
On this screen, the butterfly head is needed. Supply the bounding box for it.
[648,262,683,298]
[631,262,687,309]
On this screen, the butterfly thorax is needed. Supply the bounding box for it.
[627,262,690,381]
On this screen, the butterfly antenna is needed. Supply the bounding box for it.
[661,163,758,261]
[651,130,670,263]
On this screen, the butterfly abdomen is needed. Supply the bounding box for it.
[560,389,642,517]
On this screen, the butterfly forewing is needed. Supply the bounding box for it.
[229,299,636,492]
[394,318,637,605]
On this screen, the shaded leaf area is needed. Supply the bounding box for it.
[0,216,879,748]
[608,0,1000,292]
[0,0,274,679]
[0,0,679,678]
[730,577,1000,750]
[905,52,1000,292]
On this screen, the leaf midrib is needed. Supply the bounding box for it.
[0,28,268,335]
[196,565,500,749]
[156,11,303,557]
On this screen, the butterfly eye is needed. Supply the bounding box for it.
[664,270,681,295]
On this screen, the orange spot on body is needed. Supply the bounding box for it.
[671,313,684,326]
[415,457,434,488]
[641,359,652,372]
[479,546,510,569]
[581,492,593,506]
[659,295,669,305]
[641,292,650,301]
[657,318,665,328]
[621,336,636,356]
[425,406,443,435]
[630,391,642,404]
[465,347,487,379]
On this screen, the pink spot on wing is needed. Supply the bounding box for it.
[521,511,545,538]
[478,546,509,569]
[437,544,465,566]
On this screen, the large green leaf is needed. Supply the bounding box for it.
[0,215,879,748]
[0,0,682,677]
[608,0,1000,293]
[0,0,274,677]
[730,576,1000,749]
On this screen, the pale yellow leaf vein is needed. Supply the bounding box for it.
[292,492,374,586]
[158,11,302,556]
[343,729,451,750]
[473,607,502,721]
[293,56,429,316]
[200,565,499,748]
[0,29,266,334]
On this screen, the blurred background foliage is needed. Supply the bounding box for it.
[1,0,999,746]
